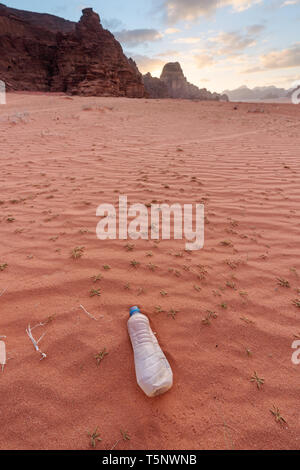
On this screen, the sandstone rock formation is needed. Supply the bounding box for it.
[0,4,145,97]
[144,62,228,101]
[143,73,169,99]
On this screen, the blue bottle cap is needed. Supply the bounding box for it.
[129,306,140,317]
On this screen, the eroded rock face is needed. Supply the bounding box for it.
[144,62,228,101]
[0,4,145,97]
[143,73,169,99]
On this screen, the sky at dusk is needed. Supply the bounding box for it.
[3,0,300,92]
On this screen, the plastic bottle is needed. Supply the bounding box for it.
[128,306,173,397]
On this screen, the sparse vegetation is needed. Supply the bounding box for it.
[239,291,248,298]
[130,260,140,268]
[270,406,287,426]
[277,277,290,288]
[88,427,102,448]
[292,299,300,308]
[202,310,217,326]
[226,280,236,290]
[251,371,264,390]
[168,308,178,320]
[220,240,233,247]
[125,243,135,251]
[148,263,158,271]
[111,429,131,450]
[44,313,56,324]
[290,267,298,277]
[155,306,164,313]
[90,289,101,297]
[71,246,85,259]
[240,316,254,324]
[95,348,108,366]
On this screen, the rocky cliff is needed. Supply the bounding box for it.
[143,72,169,99]
[144,62,228,101]
[0,4,145,97]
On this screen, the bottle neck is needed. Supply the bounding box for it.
[130,306,141,317]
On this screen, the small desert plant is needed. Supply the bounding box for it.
[95,348,108,366]
[229,219,239,228]
[71,246,85,259]
[130,260,140,268]
[0,263,8,272]
[168,308,178,320]
[103,264,111,270]
[277,277,290,288]
[120,429,130,441]
[292,299,300,308]
[220,240,233,247]
[239,291,248,298]
[240,316,254,324]
[212,289,221,297]
[111,429,131,450]
[148,263,158,271]
[44,314,56,324]
[226,280,236,290]
[155,306,164,313]
[125,243,135,251]
[88,427,102,448]
[92,273,102,282]
[90,289,101,297]
[202,310,217,326]
[290,267,298,277]
[270,406,287,426]
[225,259,239,269]
[251,371,264,390]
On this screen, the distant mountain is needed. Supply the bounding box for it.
[223,85,289,102]
[144,62,228,101]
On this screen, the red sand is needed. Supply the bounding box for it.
[0,93,300,450]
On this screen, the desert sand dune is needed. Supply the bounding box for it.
[0,93,300,450]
